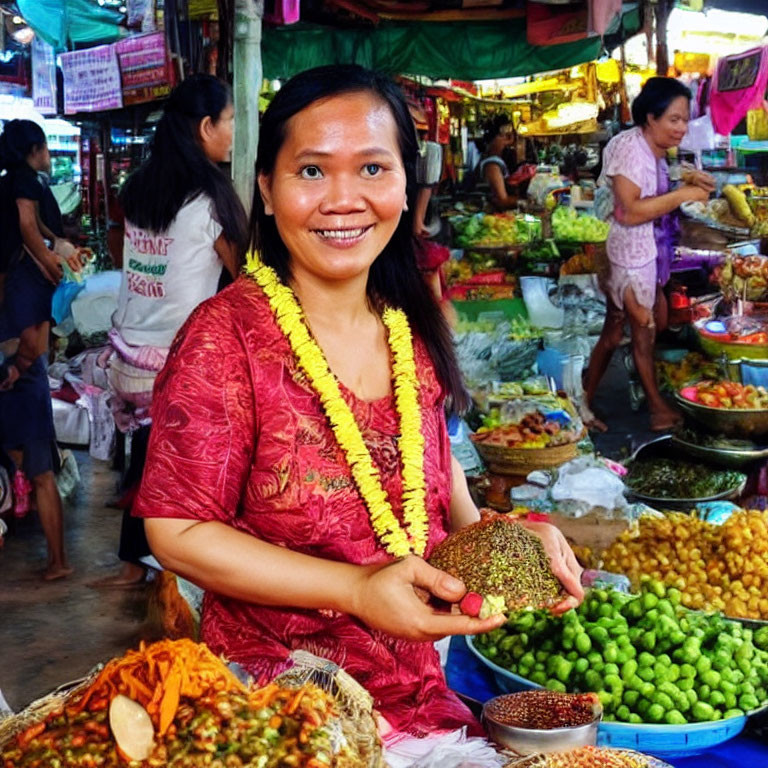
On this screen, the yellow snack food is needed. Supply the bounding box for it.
[601,510,768,620]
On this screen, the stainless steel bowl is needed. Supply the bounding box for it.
[671,433,768,469]
[675,392,768,438]
[482,695,600,755]
[627,435,747,509]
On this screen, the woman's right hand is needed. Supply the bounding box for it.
[350,555,505,642]
[681,183,710,204]
[41,250,64,284]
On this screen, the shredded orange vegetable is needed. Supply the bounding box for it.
[68,639,246,735]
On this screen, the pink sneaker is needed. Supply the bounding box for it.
[13,471,32,519]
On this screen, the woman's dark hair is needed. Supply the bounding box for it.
[121,74,247,256]
[476,114,513,154]
[0,119,46,171]
[250,64,469,414]
[631,77,691,127]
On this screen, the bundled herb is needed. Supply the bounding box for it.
[625,459,745,500]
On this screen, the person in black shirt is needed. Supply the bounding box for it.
[0,119,83,580]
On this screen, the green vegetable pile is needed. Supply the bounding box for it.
[453,213,542,248]
[625,459,746,500]
[473,580,768,724]
[522,240,561,263]
[552,206,610,243]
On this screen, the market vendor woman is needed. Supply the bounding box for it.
[134,65,583,736]
[584,77,715,432]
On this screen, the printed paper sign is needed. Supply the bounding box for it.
[116,32,174,106]
[32,37,57,115]
[60,44,123,114]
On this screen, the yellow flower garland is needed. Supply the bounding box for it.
[244,252,428,558]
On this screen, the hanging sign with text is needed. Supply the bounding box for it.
[32,37,58,115]
[116,32,175,106]
[60,45,123,114]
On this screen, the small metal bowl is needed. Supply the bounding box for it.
[482,694,601,755]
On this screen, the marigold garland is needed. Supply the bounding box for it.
[244,252,428,558]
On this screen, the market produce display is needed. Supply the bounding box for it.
[454,320,540,387]
[624,458,745,501]
[722,185,755,228]
[472,386,583,449]
[473,581,768,723]
[560,250,598,276]
[683,184,765,234]
[508,747,673,768]
[602,510,768,620]
[0,639,380,768]
[713,254,768,302]
[680,380,768,409]
[696,314,768,347]
[427,514,566,618]
[485,690,601,729]
[551,206,609,243]
[474,411,582,449]
[654,353,720,393]
[452,213,541,248]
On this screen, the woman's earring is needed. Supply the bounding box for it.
[403,199,409,211]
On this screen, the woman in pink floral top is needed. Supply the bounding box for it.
[584,78,714,432]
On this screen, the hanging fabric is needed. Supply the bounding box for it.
[526,1,591,46]
[709,46,768,136]
[589,0,622,36]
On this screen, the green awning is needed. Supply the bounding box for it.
[18,0,124,52]
[262,8,641,82]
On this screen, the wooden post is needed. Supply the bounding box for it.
[655,0,672,76]
[619,43,631,125]
[233,0,263,213]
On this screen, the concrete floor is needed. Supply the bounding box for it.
[0,452,150,712]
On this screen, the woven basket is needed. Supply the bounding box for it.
[0,671,97,749]
[472,433,583,476]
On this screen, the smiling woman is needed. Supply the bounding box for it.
[131,65,584,738]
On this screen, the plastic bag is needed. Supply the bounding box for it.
[51,280,85,325]
[680,112,716,152]
[384,727,504,768]
[550,456,628,516]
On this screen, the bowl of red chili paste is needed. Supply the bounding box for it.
[483,690,602,755]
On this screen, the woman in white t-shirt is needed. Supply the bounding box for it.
[95,74,247,587]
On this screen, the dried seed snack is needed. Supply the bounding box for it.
[485,691,601,730]
[428,514,566,617]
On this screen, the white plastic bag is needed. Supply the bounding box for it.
[384,728,504,768]
[549,456,628,516]
[680,113,716,153]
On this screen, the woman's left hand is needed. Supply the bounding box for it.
[519,519,584,614]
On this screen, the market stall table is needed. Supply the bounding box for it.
[445,636,768,768]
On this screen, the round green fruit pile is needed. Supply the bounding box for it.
[473,580,768,724]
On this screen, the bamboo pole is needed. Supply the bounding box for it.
[233,0,263,213]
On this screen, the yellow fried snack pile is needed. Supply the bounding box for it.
[602,510,768,620]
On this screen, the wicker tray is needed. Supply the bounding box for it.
[0,672,97,749]
[472,433,583,475]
